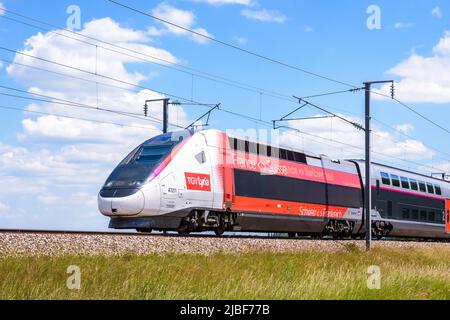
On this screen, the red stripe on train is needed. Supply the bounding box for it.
[231,151,361,189]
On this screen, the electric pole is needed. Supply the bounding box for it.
[144,98,170,133]
[363,80,394,251]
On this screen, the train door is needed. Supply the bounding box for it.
[446,199,450,234]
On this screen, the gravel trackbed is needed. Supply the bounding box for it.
[0,231,449,256]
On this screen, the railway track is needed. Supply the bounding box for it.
[0,228,448,257]
[0,228,448,242]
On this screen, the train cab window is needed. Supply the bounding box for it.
[420,211,427,221]
[391,175,400,187]
[402,208,410,219]
[428,212,435,222]
[435,185,442,195]
[426,183,434,194]
[411,209,419,220]
[381,172,390,185]
[410,179,418,191]
[400,177,410,189]
[418,182,426,192]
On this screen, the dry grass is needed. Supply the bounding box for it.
[0,246,449,300]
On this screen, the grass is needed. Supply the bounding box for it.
[0,247,449,300]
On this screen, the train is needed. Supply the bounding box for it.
[98,129,450,239]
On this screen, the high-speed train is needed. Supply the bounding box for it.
[98,129,450,239]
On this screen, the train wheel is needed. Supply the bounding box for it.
[214,228,225,236]
[288,232,297,238]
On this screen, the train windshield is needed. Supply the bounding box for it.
[103,130,191,188]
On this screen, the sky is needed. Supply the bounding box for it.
[0,0,449,230]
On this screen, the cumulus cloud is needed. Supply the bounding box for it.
[432,6,443,19]
[241,8,287,23]
[150,3,214,44]
[376,31,450,103]
[0,17,192,229]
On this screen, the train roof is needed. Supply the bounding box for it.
[351,159,450,184]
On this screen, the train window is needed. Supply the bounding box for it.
[428,212,435,222]
[410,179,418,191]
[391,175,400,187]
[236,139,245,152]
[435,185,442,195]
[402,208,410,219]
[248,142,257,154]
[272,147,279,159]
[420,211,427,221]
[286,150,295,161]
[279,149,287,160]
[411,209,419,220]
[294,152,307,164]
[418,181,426,192]
[381,172,390,185]
[426,183,434,194]
[259,144,267,157]
[400,177,410,189]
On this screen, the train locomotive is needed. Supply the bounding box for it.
[98,129,450,239]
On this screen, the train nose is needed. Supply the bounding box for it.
[98,188,145,216]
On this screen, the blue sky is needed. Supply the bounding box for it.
[0,0,449,230]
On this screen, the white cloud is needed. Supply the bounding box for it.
[38,194,61,205]
[377,31,450,103]
[0,2,4,16]
[395,124,414,135]
[0,201,9,211]
[151,3,213,44]
[0,60,3,69]
[0,17,192,230]
[394,22,413,29]
[432,6,443,19]
[241,8,287,23]
[192,0,254,5]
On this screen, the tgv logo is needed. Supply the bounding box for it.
[185,173,211,191]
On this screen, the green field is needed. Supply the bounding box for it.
[1,245,449,300]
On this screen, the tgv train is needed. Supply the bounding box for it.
[98,129,450,239]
